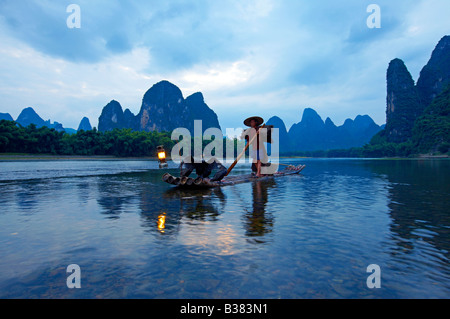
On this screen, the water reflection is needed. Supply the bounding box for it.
[96,176,136,219]
[76,180,92,204]
[366,160,450,261]
[140,208,182,237]
[244,179,276,242]
[157,180,277,244]
[2,160,449,298]
[157,213,166,233]
[163,187,226,221]
[14,181,43,212]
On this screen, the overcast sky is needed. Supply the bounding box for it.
[0,0,449,131]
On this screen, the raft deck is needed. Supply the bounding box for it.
[162,165,306,188]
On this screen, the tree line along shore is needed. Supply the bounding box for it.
[1,119,448,160]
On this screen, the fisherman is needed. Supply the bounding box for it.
[179,156,228,182]
[241,116,273,178]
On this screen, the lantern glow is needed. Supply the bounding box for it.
[157,145,168,168]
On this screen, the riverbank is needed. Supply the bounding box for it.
[0,154,160,161]
[0,153,448,161]
[417,154,449,158]
[280,154,449,159]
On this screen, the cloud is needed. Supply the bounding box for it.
[0,1,162,63]
[0,30,158,128]
[0,0,245,69]
[0,1,101,62]
[0,0,449,132]
[177,61,256,93]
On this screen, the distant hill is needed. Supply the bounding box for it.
[266,116,291,153]
[416,36,450,107]
[13,107,76,133]
[98,80,221,134]
[372,35,450,154]
[268,109,382,153]
[16,107,47,128]
[98,100,129,132]
[0,113,13,121]
[384,58,423,143]
[78,117,92,131]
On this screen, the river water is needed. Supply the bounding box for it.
[0,158,448,298]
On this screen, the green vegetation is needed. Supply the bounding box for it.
[0,120,174,157]
[0,120,244,159]
[411,84,450,154]
[364,84,450,157]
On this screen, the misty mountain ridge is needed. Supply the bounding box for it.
[15,107,77,134]
[2,79,385,154]
[98,80,221,135]
[267,109,382,153]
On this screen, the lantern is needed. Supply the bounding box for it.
[157,145,168,168]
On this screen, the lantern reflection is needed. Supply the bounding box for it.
[157,213,166,233]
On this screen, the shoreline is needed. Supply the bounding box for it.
[0,154,160,161]
[280,154,449,159]
[0,153,448,161]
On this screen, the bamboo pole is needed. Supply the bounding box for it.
[226,124,266,176]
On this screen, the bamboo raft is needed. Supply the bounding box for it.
[162,164,306,188]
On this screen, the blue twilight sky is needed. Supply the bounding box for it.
[0,0,449,131]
